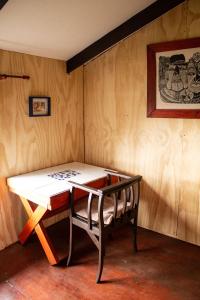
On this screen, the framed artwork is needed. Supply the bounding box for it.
[29,96,51,117]
[147,37,200,118]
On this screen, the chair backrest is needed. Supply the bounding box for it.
[68,171,142,231]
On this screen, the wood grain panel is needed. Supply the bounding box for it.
[84,0,200,245]
[177,123,200,245]
[187,0,200,38]
[0,50,83,250]
[176,0,200,245]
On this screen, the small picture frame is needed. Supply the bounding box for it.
[29,96,51,117]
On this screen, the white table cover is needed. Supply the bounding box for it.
[7,162,108,209]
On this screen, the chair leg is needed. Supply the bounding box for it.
[133,225,138,252]
[131,219,138,253]
[67,214,73,266]
[96,236,105,283]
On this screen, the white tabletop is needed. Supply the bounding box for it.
[7,162,108,209]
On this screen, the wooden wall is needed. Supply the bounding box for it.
[0,50,83,250]
[84,0,200,245]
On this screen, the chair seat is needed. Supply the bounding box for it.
[74,196,130,225]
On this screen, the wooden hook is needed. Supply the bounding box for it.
[0,74,30,80]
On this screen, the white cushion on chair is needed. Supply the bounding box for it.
[74,196,130,225]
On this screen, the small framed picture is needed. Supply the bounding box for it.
[29,96,51,117]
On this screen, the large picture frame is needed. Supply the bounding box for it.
[147,37,200,118]
[29,96,51,117]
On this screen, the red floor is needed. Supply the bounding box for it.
[0,220,200,300]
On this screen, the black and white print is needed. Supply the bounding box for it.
[48,170,80,180]
[158,51,200,104]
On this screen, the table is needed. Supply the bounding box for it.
[7,162,109,265]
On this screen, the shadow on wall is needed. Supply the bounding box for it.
[0,178,26,250]
[140,180,198,245]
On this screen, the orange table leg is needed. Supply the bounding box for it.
[19,205,47,244]
[19,196,59,265]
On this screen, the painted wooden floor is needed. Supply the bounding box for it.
[0,220,200,300]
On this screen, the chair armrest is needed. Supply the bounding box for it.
[69,174,142,196]
[100,175,142,195]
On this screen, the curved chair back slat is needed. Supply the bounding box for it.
[87,192,93,230]
[112,192,118,221]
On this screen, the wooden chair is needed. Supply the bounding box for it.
[67,170,142,283]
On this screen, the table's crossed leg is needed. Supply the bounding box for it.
[19,196,59,265]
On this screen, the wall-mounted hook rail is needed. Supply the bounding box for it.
[0,74,30,80]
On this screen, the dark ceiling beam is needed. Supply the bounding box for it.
[66,0,185,73]
[0,0,8,10]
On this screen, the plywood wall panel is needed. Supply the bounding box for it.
[177,123,200,245]
[187,0,200,37]
[0,50,83,250]
[84,0,200,245]
[176,0,200,245]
